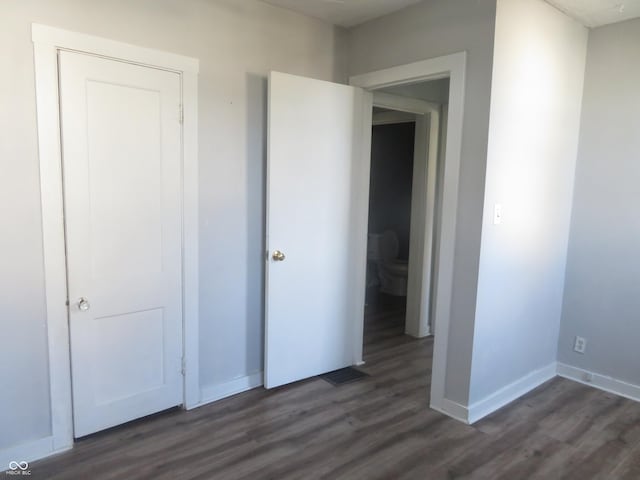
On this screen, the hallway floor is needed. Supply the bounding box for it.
[32,306,640,479]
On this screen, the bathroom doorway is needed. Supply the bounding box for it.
[361,78,450,365]
[365,111,415,314]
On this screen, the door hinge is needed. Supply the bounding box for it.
[179,104,184,124]
[181,357,186,376]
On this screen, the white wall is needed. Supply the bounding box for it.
[469,0,587,405]
[0,0,346,454]
[558,18,640,387]
[348,0,497,405]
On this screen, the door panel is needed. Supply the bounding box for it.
[87,81,164,277]
[58,51,183,437]
[265,71,371,388]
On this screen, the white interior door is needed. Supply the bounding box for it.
[265,71,371,388]
[58,51,184,437]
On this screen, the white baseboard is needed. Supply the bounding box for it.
[557,362,640,403]
[0,436,70,472]
[467,362,557,424]
[197,372,263,407]
[431,398,470,424]
[0,373,264,468]
[405,328,432,339]
[434,362,640,427]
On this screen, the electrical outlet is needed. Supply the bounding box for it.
[574,336,587,354]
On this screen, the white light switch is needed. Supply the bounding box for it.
[493,203,503,225]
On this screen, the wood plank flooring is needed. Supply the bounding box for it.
[32,306,640,479]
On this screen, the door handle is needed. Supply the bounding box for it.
[272,250,286,262]
[78,297,91,311]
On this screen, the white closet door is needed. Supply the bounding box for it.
[58,51,183,437]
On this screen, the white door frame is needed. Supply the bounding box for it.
[371,91,440,339]
[350,52,466,415]
[32,24,200,455]
[371,109,416,125]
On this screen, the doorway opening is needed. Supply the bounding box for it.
[365,110,416,318]
[262,54,464,420]
[350,53,465,417]
[361,77,450,378]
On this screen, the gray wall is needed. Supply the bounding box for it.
[469,0,588,404]
[348,0,497,405]
[382,78,450,105]
[0,0,346,451]
[558,18,640,386]
[368,123,416,260]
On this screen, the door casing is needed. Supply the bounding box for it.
[371,91,441,340]
[350,52,467,420]
[32,24,199,455]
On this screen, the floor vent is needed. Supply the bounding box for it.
[319,367,369,386]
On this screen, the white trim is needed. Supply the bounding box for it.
[0,437,69,472]
[32,24,198,73]
[431,399,469,425]
[557,363,640,403]
[467,363,557,424]
[181,70,200,410]
[350,88,374,366]
[373,91,439,114]
[432,362,640,426]
[368,91,440,340]
[350,56,457,91]
[350,52,467,418]
[371,110,416,126]
[409,107,439,339]
[33,41,74,453]
[198,373,264,407]
[371,110,432,338]
[31,24,199,459]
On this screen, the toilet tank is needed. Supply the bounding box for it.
[367,233,383,261]
[368,231,399,262]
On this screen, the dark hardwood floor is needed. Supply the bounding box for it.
[32,305,640,479]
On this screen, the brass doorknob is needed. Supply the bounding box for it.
[272,250,286,261]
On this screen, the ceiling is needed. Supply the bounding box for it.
[545,0,640,27]
[262,0,640,29]
[262,0,424,27]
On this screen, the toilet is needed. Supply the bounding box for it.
[367,230,409,296]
